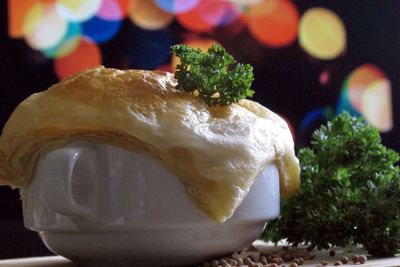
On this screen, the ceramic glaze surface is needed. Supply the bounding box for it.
[22,141,280,266]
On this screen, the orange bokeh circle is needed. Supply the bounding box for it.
[246,0,299,47]
[54,37,101,80]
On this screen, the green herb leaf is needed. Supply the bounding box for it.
[171,44,254,106]
[262,112,400,257]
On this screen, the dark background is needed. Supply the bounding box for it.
[0,0,399,259]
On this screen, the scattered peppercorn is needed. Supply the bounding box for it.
[198,246,369,267]
[329,250,336,257]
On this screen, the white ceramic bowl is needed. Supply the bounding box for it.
[22,141,280,266]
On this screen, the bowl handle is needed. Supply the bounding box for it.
[39,147,99,225]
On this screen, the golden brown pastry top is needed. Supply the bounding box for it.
[0,66,300,223]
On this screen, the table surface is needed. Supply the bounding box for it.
[2,255,400,267]
[1,242,400,267]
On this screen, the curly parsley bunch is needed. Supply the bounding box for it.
[263,113,400,257]
[171,44,254,106]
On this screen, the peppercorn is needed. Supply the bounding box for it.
[351,255,360,263]
[243,257,253,265]
[219,259,228,265]
[320,260,329,266]
[359,255,367,264]
[340,256,349,264]
[270,257,280,264]
[329,250,336,257]
[292,258,301,265]
[334,260,343,266]
[289,263,298,267]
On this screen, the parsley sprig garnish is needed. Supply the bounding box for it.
[263,112,400,257]
[171,44,254,106]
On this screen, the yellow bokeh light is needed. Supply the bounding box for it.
[56,0,102,22]
[361,79,393,132]
[347,64,385,112]
[299,7,346,60]
[22,2,44,36]
[8,0,50,38]
[25,4,68,50]
[129,0,173,30]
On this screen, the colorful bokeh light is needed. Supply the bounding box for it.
[361,79,393,132]
[155,0,199,14]
[347,64,385,112]
[22,2,45,37]
[8,0,43,38]
[25,4,68,50]
[115,0,131,18]
[43,22,81,58]
[97,0,123,21]
[9,0,306,64]
[129,0,173,30]
[299,7,346,60]
[319,70,330,86]
[338,64,393,132]
[54,37,102,80]
[176,0,228,33]
[82,16,122,44]
[218,4,241,26]
[245,0,299,47]
[196,0,233,27]
[55,0,102,22]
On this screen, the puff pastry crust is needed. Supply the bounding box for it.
[0,66,300,223]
